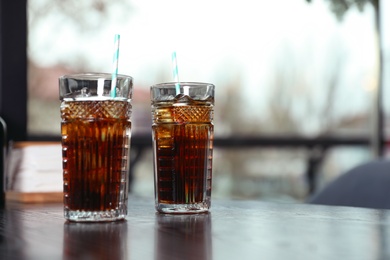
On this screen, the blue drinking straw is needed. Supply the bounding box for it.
[111,34,120,98]
[171,51,181,95]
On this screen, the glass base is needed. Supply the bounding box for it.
[156,201,210,214]
[64,208,127,222]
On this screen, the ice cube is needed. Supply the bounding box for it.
[159,95,175,101]
[80,87,90,97]
[175,94,191,102]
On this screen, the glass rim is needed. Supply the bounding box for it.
[59,72,133,101]
[150,82,214,89]
[150,82,214,102]
[59,72,133,81]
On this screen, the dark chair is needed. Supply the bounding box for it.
[308,159,390,209]
[0,117,6,206]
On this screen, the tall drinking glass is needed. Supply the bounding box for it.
[59,73,133,222]
[151,82,215,214]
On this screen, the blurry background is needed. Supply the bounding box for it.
[26,0,389,202]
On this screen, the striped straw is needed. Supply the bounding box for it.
[111,34,120,98]
[171,51,181,95]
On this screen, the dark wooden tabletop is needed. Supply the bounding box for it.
[0,196,389,260]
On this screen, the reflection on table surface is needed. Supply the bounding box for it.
[155,213,212,260]
[1,196,390,259]
[63,221,128,259]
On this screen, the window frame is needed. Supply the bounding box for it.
[0,0,27,141]
[0,1,385,194]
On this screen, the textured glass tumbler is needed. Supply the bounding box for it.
[59,73,133,222]
[151,82,215,214]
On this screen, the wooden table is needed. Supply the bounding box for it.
[1,196,389,260]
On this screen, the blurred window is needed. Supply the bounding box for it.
[26,0,380,200]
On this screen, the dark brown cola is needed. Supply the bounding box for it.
[61,100,131,212]
[152,99,213,206]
